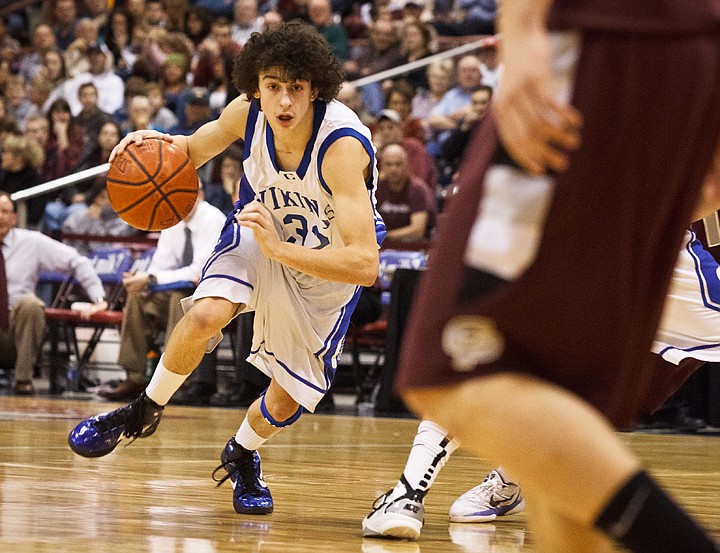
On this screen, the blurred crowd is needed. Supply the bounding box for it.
[0,0,497,241]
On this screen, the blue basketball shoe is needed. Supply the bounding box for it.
[213,437,273,514]
[68,392,164,457]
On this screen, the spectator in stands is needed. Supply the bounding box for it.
[4,75,35,131]
[344,19,404,114]
[437,83,492,185]
[231,0,264,46]
[308,0,349,60]
[385,80,425,143]
[17,24,57,83]
[375,143,435,241]
[0,15,20,64]
[432,0,496,37]
[81,0,110,31]
[170,87,213,136]
[193,17,240,90]
[165,0,190,32]
[262,10,283,32]
[0,192,107,395]
[410,59,454,133]
[204,143,242,214]
[112,75,147,126]
[99,188,226,402]
[145,0,169,28]
[194,0,235,20]
[64,17,107,77]
[372,109,437,193]
[0,116,19,149]
[337,81,376,127]
[66,42,125,116]
[0,135,45,227]
[105,9,136,78]
[61,181,138,254]
[146,81,178,132]
[121,94,155,135]
[50,0,80,51]
[207,56,230,115]
[75,82,111,144]
[183,6,213,48]
[161,52,190,118]
[40,50,72,112]
[45,98,85,181]
[398,19,435,92]
[126,0,147,26]
[27,76,52,122]
[74,119,122,172]
[426,53,481,155]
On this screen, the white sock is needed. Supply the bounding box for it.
[401,420,461,492]
[145,355,190,406]
[235,417,268,451]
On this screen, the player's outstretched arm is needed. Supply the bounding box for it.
[108,96,250,166]
[237,136,379,286]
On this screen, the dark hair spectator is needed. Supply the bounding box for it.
[385,80,426,143]
[48,0,80,51]
[184,6,214,47]
[397,20,435,91]
[44,98,85,181]
[105,9,136,74]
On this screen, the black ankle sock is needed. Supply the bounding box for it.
[595,471,718,553]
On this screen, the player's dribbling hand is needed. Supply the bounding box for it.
[109,130,174,163]
[494,28,583,176]
[236,201,281,258]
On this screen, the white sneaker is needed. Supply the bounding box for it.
[363,478,425,540]
[449,469,525,523]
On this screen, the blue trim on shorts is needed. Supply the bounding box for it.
[199,274,254,290]
[201,222,241,280]
[250,342,327,394]
[658,342,720,358]
[315,286,363,389]
[688,229,720,312]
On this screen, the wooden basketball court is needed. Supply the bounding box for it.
[0,397,717,552]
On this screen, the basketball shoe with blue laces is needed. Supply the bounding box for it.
[449,469,525,523]
[213,437,273,514]
[68,392,164,457]
[362,476,426,540]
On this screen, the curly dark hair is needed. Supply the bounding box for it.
[232,21,345,102]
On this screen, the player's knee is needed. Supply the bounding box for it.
[260,394,303,428]
[183,298,234,334]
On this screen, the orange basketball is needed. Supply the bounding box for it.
[106,139,199,231]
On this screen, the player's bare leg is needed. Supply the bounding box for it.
[525,499,614,553]
[403,374,718,552]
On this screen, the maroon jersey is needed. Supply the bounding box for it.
[395,31,720,428]
[549,0,720,33]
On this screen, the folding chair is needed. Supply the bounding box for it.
[43,247,133,391]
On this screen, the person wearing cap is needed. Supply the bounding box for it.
[65,41,125,116]
[169,87,214,136]
[373,109,437,193]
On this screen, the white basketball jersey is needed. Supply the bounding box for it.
[239,99,385,251]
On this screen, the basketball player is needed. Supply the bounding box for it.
[391,2,720,552]
[363,227,720,539]
[68,21,385,515]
